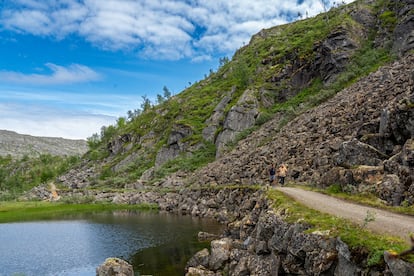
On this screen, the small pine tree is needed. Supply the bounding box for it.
[141,95,152,111]
[163,86,171,99]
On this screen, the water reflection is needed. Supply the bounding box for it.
[0,210,222,276]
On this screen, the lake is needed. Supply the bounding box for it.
[0,210,223,276]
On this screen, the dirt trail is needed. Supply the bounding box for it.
[276,187,414,245]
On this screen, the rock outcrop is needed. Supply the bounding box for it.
[202,88,235,144]
[186,208,414,276]
[156,124,194,167]
[215,89,259,158]
[392,0,414,56]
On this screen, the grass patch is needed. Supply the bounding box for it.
[0,201,158,223]
[266,189,411,266]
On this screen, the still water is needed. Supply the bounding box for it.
[0,211,223,276]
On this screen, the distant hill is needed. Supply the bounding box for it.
[0,130,88,157]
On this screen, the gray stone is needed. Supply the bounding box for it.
[384,250,414,276]
[96,257,134,276]
[186,248,210,270]
[376,174,404,206]
[208,238,232,270]
[336,139,388,168]
[202,90,234,143]
[215,89,259,157]
[185,266,219,276]
[334,238,359,276]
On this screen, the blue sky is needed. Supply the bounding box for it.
[0,0,352,140]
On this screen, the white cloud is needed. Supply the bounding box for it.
[0,114,114,140]
[0,86,143,139]
[0,88,140,117]
[0,102,116,139]
[0,63,101,85]
[0,0,355,60]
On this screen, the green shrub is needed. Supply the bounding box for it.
[327,184,342,194]
[379,10,397,29]
[255,111,273,126]
[154,142,216,180]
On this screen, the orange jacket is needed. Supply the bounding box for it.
[277,165,288,177]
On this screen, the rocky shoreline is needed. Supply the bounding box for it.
[27,186,414,275]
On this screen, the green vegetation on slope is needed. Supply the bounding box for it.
[0,155,80,200]
[80,0,400,189]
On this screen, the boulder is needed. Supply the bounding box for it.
[335,238,360,276]
[376,174,404,206]
[185,266,219,276]
[384,250,414,276]
[208,238,232,270]
[96,257,134,276]
[186,248,210,270]
[350,165,384,186]
[336,139,388,168]
[238,254,280,276]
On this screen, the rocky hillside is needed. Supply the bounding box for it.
[189,54,414,206]
[53,0,413,207]
[0,130,88,157]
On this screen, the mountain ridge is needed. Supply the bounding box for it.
[0,129,88,157]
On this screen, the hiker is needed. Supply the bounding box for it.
[269,164,276,186]
[277,164,288,186]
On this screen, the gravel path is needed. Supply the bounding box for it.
[276,187,414,244]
